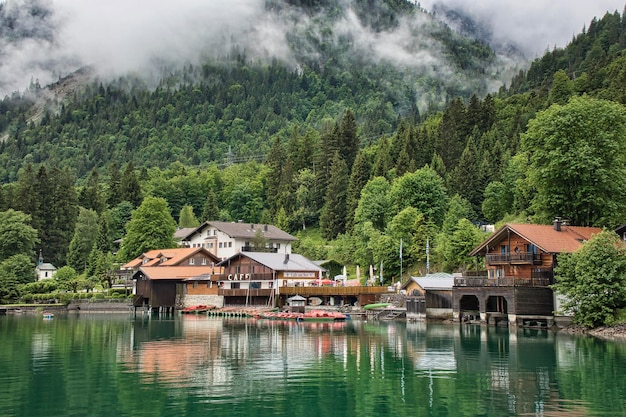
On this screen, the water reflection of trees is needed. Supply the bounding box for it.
[4,315,625,417]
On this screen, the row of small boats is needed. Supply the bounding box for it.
[255,310,347,321]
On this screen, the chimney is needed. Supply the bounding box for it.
[284,253,289,264]
[251,223,255,229]
[553,217,562,232]
[264,224,268,231]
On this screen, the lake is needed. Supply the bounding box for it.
[1,313,625,417]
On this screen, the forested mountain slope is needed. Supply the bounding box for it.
[0,0,516,181]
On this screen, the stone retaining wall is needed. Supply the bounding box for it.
[183,295,224,308]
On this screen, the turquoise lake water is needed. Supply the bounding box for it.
[1,313,625,417]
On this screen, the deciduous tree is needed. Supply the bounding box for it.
[553,230,626,327]
[117,197,177,262]
[522,96,626,226]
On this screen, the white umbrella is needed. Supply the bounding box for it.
[356,265,360,283]
[342,265,347,280]
[369,264,374,285]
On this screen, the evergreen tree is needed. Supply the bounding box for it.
[95,214,113,254]
[371,136,393,178]
[120,162,142,208]
[320,152,349,239]
[435,97,468,169]
[13,164,38,218]
[106,163,122,208]
[265,136,286,216]
[78,168,105,213]
[346,151,371,232]
[48,166,79,267]
[67,208,99,273]
[313,123,341,212]
[448,138,483,215]
[339,109,359,169]
[201,189,219,222]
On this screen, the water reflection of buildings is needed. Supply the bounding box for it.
[118,317,593,415]
[452,325,591,416]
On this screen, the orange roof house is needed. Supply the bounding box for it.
[129,247,221,312]
[453,219,602,326]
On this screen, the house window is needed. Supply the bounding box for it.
[208,243,213,248]
[228,242,232,248]
[235,266,240,274]
[500,245,509,254]
[250,282,261,289]
[526,244,537,254]
[251,266,255,273]
[219,242,223,248]
[276,243,280,250]
[201,258,207,265]
[193,281,198,289]
[231,282,240,289]
[189,258,195,265]
[207,281,212,288]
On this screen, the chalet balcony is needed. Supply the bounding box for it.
[241,246,278,253]
[280,286,391,297]
[485,252,542,265]
[219,288,274,297]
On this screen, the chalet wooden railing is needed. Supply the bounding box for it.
[486,252,542,264]
[279,286,391,296]
[454,277,553,287]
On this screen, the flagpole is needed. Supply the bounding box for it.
[399,238,403,284]
[426,237,430,274]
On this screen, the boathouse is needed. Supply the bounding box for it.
[454,220,601,326]
[122,247,221,313]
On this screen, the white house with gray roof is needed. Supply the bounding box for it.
[177,221,298,260]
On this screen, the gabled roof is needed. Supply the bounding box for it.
[36,263,57,271]
[218,252,325,273]
[404,273,454,290]
[179,221,298,242]
[121,247,219,269]
[469,223,602,256]
[174,227,196,240]
[136,266,215,280]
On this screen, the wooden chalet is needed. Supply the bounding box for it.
[217,252,324,307]
[122,247,220,313]
[454,219,601,326]
[217,252,391,308]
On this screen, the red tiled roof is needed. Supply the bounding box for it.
[121,247,219,269]
[470,223,603,256]
[138,266,215,280]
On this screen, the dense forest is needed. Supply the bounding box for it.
[1,1,626,302]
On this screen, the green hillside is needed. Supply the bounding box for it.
[0,0,507,180]
[1,4,626,300]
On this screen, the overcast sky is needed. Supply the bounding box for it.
[419,0,626,57]
[1,0,625,95]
